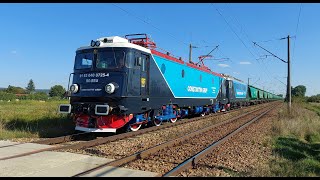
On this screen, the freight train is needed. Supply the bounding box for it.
[59,34,282,133]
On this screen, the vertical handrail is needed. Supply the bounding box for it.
[67,72,74,97]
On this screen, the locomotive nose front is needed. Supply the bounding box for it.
[70,71,124,98]
[58,71,125,115]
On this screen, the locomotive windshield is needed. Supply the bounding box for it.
[74,53,93,70]
[96,50,125,69]
[74,48,126,70]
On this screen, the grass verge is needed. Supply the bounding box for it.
[0,100,75,139]
[267,102,320,176]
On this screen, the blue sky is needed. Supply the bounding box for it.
[0,3,318,96]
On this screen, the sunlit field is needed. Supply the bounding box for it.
[0,100,75,140]
[254,102,320,177]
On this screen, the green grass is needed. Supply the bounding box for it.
[304,103,320,117]
[267,102,320,177]
[0,100,75,139]
[271,137,320,176]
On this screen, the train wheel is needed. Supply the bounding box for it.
[129,123,142,131]
[170,110,177,123]
[153,119,162,126]
[152,109,162,127]
[170,117,177,123]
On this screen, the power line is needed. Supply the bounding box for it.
[221,3,289,91]
[111,3,189,47]
[292,3,303,65]
[224,2,277,61]
[212,4,257,59]
[254,38,284,43]
[253,42,287,63]
[195,45,219,65]
[212,3,280,90]
[224,3,264,56]
[274,77,286,86]
[211,4,261,79]
[114,3,228,69]
[251,78,260,86]
[253,41,291,87]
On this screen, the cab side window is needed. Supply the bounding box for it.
[134,52,141,67]
[141,55,147,72]
[125,51,134,68]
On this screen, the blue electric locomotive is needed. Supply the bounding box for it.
[59,34,242,132]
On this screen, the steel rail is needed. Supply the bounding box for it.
[162,103,279,177]
[32,132,94,145]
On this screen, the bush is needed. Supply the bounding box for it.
[27,92,48,101]
[307,95,320,103]
[0,91,16,101]
[292,96,307,103]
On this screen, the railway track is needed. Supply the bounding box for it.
[35,103,259,145]
[62,102,273,159]
[36,102,266,146]
[33,132,96,145]
[71,102,280,177]
[0,102,275,163]
[162,104,277,177]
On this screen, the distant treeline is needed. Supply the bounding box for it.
[306,94,320,103]
[288,85,320,103]
[0,87,50,94]
[0,84,66,101]
[0,91,50,101]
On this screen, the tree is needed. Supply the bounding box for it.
[292,85,306,97]
[6,85,26,94]
[26,79,35,94]
[307,94,320,103]
[49,85,66,98]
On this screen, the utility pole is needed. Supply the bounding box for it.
[287,35,291,111]
[253,35,292,113]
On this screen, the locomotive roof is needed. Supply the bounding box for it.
[76,36,151,54]
[76,35,224,77]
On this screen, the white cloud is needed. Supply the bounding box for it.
[233,72,240,75]
[218,64,230,68]
[239,61,251,65]
[11,50,17,54]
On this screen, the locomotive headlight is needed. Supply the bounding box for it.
[95,40,100,46]
[90,40,95,47]
[70,84,79,93]
[105,83,115,94]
